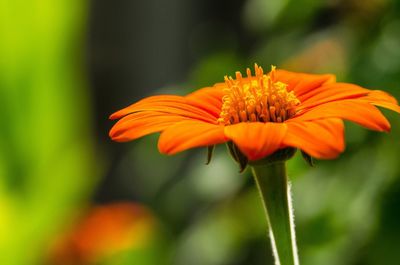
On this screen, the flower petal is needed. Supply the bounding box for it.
[362,90,400,113]
[283,119,345,159]
[292,100,391,132]
[158,120,227,155]
[185,86,224,117]
[274,69,336,97]
[110,95,217,123]
[110,112,189,142]
[224,122,287,161]
[298,83,369,110]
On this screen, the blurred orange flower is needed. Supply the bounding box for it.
[109,64,399,161]
[48,203,155,265]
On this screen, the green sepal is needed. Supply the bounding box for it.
[226,142,248,172]
[206,145,215,165]
[233,144,248,172]
[226,143,297,172]
[301,150,314,167]
[226,141,237,161]
[249,148,297,167]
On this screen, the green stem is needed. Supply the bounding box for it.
[251,162,299,265]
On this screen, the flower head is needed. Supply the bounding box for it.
[218,66,300,124]
[109,64,400,163]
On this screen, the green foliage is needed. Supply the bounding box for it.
[0,1,97,264]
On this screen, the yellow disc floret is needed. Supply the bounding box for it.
[217,64,300,125]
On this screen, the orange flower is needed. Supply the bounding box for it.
[109,64,400,161]
[47,203,155,265]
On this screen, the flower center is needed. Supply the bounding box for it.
[217,64,300,125]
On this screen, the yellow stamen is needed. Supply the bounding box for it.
[218,64,300,125]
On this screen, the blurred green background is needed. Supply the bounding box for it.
[1,0,400,264]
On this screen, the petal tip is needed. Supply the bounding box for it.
[109,112,122,120]
[157,140,175,155]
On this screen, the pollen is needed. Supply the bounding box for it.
[217,64,300,125]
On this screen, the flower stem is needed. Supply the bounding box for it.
[251,162,299,265]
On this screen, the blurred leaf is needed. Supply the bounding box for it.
[243,0,289,32]
[0,1,97,264]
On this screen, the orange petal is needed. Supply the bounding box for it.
[274,69,336,97]
[298,83,369,110]
[283,119,345,159]
[110,95,217,123]
[110,112,189,142]
[292,100,391,132]
[362,90,400,113]
[158,120,227,155]
[185,86,224,117]
[224,122,287,161]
